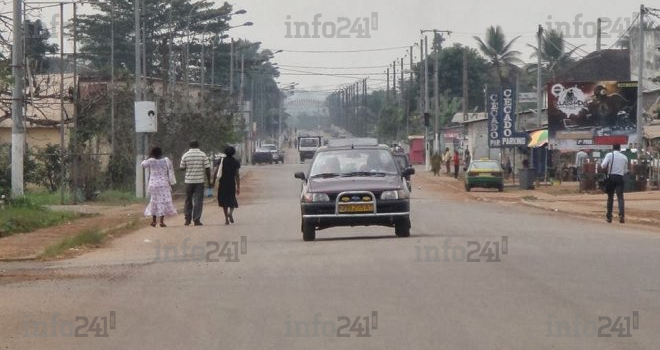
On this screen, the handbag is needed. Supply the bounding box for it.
[597,153,613,193]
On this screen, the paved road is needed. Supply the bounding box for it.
[1,159,659,349]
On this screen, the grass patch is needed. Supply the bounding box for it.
[24,191,72,206]
[41,228,105,258]
[0,200,77,237]
[95,190,142,205]
[522,195,538,201]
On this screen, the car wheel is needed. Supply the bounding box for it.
[498,185,504,192]
[302,220,316,241]
[465,184,471,192]
[394,217,411,237]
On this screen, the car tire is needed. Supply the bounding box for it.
[498,185,504,192]
[465,184,471,192]
[394,217,411,237]
[302,220,316,241]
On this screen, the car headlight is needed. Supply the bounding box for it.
[381,190,409,200]
[380,190,399,200]
[303,193,330,203]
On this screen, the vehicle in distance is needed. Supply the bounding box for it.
[298,136,322,162]
[294,140,413,241]
[252,144,284,164]
[465,159,504,192]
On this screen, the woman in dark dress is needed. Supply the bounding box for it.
[217,146,240,225]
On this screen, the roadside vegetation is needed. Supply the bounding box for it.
[40,228,105,258]
[0,198,77,237]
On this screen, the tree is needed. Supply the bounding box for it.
[25,19,59,74]
[526,29,581,82]
[473,26,523,86]
[434,44,489,117]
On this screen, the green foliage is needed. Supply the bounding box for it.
[33,144,65,193]
[41,228,104,258]
[473,25,524,86]
[25,19,59,74]
[0,200,77,237]
[0,143,38,197]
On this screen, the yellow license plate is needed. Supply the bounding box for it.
[479,173,491,177]
[338,203,374,213]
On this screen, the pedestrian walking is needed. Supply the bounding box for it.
[443,147,451,173]
[142,147,177,227]
[180,140,212,226]
[431,152,442,176]
[453,149,460,179]
[463,150,471,172]
[600,144,628,223]
[215,146,241,225]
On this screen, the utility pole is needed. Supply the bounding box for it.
[11,0,25,198]
[229,39,234,99]
[134,0,144,198]
[240,54,246,164]
[401,57,405,137]
[59,2,64,203]
[392,60,396,101]
[110,0,115,156]
[400,57,404,107]
[462,50,468,121]
[408,45,413,137]
[72,3,79,204]
[536,25,543,128]
[424,35,430,171]
[386,68,389,95]
[433,37,439,153]
[636,5,645,144]
[596,18,602,52]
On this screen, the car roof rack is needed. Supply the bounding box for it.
[326,138,379,148]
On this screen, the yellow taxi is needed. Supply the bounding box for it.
[464,159,504,192]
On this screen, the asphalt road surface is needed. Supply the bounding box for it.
[1,159,659,350]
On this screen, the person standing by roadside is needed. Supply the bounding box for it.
[463,149,471,172]
[600,144,628,223]
[180,140,212,226]
[443,147,451,174]
[453,149,460,179]
[142,147,177,227]
[431,152,442,176]
[575,150,588,182]
[215,146,241,225]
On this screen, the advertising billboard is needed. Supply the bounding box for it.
[547,81,638,150]
[487,87,527,148]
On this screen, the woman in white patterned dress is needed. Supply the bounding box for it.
[141,147,177,227]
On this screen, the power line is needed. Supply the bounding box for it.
[280,45,409,53]
[277,64,390,70]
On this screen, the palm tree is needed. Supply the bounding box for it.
[473,26,523,86]
[527,29,582,81]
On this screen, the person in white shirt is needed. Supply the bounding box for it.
[600,144,628,223]
[180,140,212,226]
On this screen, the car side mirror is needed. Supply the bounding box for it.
[294,172,306,180]
[402,167,415,176]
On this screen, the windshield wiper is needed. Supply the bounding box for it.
[310,173,342,178]
[342,171,388,177]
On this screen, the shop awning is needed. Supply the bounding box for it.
[527,129,548,148]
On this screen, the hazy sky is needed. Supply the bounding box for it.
[227,0,643,95]
[8,0,647,97]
